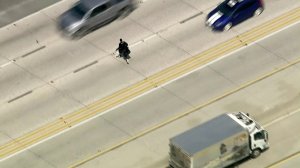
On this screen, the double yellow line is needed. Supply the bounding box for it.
[1,7,300,162]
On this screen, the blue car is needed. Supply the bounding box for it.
[206,0,264,31]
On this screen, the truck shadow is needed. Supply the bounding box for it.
[225,157,251,168]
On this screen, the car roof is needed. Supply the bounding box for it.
[219,0,254,11]
[79,0,111,10]
[224,0,257,7]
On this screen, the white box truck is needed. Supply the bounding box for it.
[169,112,269,168]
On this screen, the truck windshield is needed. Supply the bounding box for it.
[254,131,265,140]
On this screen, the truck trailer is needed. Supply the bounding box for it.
[169,112,269,168]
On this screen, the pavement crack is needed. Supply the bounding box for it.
[208,65,239,87]
[101,117,133,137]
[161,86,196,109]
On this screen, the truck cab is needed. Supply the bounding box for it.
[229,112,269,158]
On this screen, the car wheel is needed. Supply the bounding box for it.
[73,27,87,38]
[251,149,261,158]
[223,22,232,31]
[118,5,134,19]
[254,7,263,16]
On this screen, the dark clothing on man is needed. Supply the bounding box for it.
[117,43,123,52]
[116,39,131,64]
[116,39,129,58]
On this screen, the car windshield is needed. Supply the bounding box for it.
[218,1,236,16]
[70,3,89,19]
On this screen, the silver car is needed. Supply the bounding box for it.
[58,0,138,37]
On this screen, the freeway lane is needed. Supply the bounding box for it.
[72,21,300,167]
[0,0,61,28]
[1,0,300,164]
[0,0,203,144]
[1,0,300,163]
[241,108,300,168]
[1,13,300,168]
[0,0,299,150]
[267,151,300,168]
[2,4,300,163]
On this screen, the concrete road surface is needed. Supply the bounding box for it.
[75,22,300,167]
[0,0,298,146]
[1,9,300,168]
[268,152,300,168]
[1,0,300,167]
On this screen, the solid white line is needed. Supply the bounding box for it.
[0,61,13,68]
[143,34,156,42]
[129,40,143,48]
[129,34,157,48]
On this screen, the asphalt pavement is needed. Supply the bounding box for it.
[0,0,61,28]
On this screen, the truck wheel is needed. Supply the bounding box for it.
[118,5,134,19]
[251,149,261,158]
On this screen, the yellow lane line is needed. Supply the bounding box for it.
[1,7,300,161]
[69,47,300,168]
[267,151,300,168]
[0,121,67,155]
